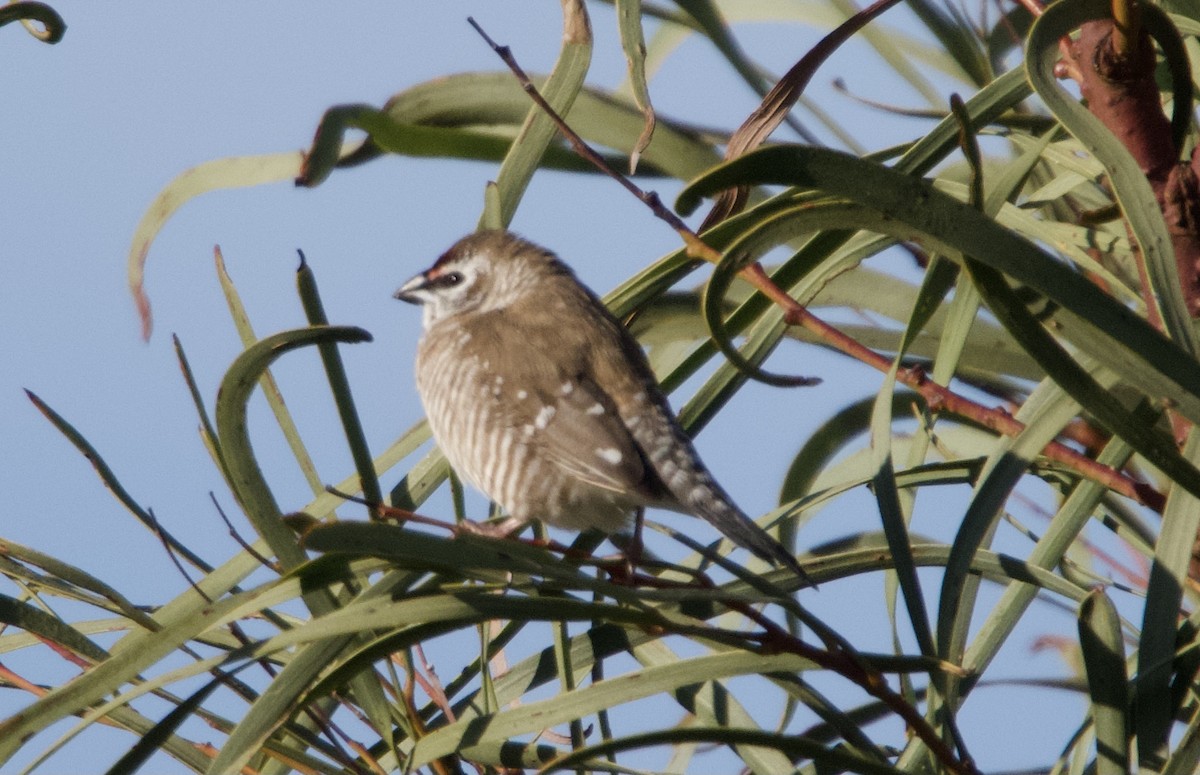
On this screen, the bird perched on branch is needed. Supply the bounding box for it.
[395,229,809,582]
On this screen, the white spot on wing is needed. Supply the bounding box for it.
[516,389,528,400]
[560,382,575,395]
[597,447,623,465]
[586,403,605,416]
[534,405,556,429]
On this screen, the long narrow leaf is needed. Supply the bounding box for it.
[1077,589,1129,775]
[214,325,371,569]
[677,146,1200,427]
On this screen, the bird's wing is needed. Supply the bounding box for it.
[473,301,654,498]
[536,374,650,496]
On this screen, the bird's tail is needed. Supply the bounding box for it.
[687,484,814,587]
[628,397,813,586]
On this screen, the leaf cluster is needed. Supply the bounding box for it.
[7,0,1200,773]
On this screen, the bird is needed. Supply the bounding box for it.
[394,229,809,581]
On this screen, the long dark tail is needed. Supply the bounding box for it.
[690,488,815,587]
[629,399,814,586]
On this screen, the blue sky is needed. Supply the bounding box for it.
[2,3,1086,771]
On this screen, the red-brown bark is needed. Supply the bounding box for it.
[1072,19,1200,315]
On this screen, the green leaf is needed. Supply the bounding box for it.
[480,0,592,228]
[127,153,303,339]
[963,258,1200,502]
[1163,701,1200,774]
[306,71,722,186]
[545,726,904,775]
[0,2,66,43]
[409,650,821,769]
[677,146,1200,429]
[615,0,656,170]
[215,325,371,569]
[102,674,225,775]
[295,257,383,514]
[0,593,110,665]
[0,569,306,762]
[1136,429,1200,767]
[1078,589,1129,775]
[962,431,1138,683]
[215,248,324,498]
[935,359,1088,709]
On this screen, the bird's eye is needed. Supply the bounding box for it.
[440,271,464,287]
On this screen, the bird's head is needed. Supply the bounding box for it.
[395,230,565,328]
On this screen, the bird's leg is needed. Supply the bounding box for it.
[624,507,646,579]
[454,515,524,538]
[325,486,463,532]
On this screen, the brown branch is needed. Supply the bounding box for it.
[746,263,1164,510]
[1064,7,1200,453]
[0,663,48,698]
[465,18,716,265]
[1068,15,1200,317]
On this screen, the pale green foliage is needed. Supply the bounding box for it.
[7,1,1200,773]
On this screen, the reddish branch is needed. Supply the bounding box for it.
[1070,12,1200,316]
[744,265,1165,510]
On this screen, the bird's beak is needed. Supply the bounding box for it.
[394,272,430,304]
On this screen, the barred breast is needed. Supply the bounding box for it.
[415,319,633,534]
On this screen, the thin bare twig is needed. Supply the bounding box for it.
[211,492,280,572]
[148,507,213,604]
[465,17,717,264]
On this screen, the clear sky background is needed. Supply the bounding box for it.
[3,3,1091,771]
